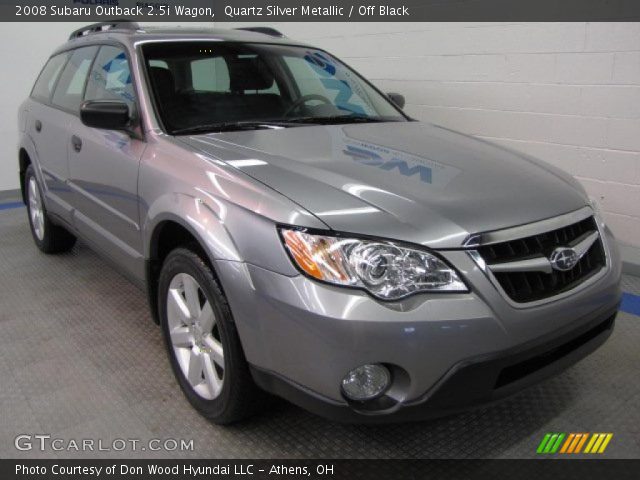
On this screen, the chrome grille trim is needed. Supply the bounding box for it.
[462,206,594,248]
[487,230,600,275]
[467,208,610,308]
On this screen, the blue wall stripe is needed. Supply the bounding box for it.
[0,202,24,211]
[620,292,640,317]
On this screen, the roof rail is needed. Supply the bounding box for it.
[234,27,284,38]
[69,20,140,40]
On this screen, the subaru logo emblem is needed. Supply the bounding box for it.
[549,247,579,272]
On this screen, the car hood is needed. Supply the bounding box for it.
[180,122,588,249]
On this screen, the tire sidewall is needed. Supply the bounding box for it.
[158,249,237,418]
[24,165,47,250]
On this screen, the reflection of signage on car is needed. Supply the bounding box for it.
[342,142,461,187]
[88,51,135,105]
[304,51,370,115]
[345,145,432,183]
[103,130,129,150]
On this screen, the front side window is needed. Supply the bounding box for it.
[31,53,69,102]
[142,42,405,134]
[85,46,136,109]
[51,46,98,112]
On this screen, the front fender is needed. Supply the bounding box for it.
[143,192,242,263]
[143,190,302,276]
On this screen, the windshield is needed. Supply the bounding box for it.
[141,42,407,134]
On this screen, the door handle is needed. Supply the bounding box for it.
[71,135,82,153]
[35,120,42,132]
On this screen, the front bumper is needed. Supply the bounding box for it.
[250,309,616,423]
[214,227,622,422]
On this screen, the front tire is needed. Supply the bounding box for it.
[24,165,76,254]
[158,247,264,424]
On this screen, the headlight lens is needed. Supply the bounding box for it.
[280,228,467,300]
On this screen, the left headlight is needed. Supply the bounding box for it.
[279,228,468,300]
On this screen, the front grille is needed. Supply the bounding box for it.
[477,216,606,303]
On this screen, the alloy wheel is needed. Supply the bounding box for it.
[28,176,45,241]
[166,273,225,400]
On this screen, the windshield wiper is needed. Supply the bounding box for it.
[172,116,400,134]
[172,121,295,135]
[285,115,397,125]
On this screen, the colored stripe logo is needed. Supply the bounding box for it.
[537,433,613,454]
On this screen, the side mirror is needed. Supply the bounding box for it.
[387,92,405,110]
[80,101,132,132]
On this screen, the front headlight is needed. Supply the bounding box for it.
[279,228,467,300]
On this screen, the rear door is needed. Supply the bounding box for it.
[27,51,75,223]
[66,44,146,281]
[41,46,100,224]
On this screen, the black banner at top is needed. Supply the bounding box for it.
[3,0,640,22]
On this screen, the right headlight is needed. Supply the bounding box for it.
[279,228,468,300]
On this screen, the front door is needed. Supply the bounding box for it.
[67,45,146,281]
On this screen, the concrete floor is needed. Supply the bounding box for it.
[0,204,638,459]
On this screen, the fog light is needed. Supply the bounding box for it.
[341,364,391,401]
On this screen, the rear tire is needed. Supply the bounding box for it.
[158,247,265,424]
[25,165,76,254]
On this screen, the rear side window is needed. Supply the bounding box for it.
[85,46,136,109]
[51,46,98,113]
[31,54,69,102]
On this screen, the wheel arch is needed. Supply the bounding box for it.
[18,133,42,205]
[19,148,32,205]
[145,210,240,325]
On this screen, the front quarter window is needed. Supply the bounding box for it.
[85,46,136,109]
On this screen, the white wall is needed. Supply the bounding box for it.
[1,22,638,248]
[0,23,84,191]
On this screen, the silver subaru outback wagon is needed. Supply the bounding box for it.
[18,22,622,423]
